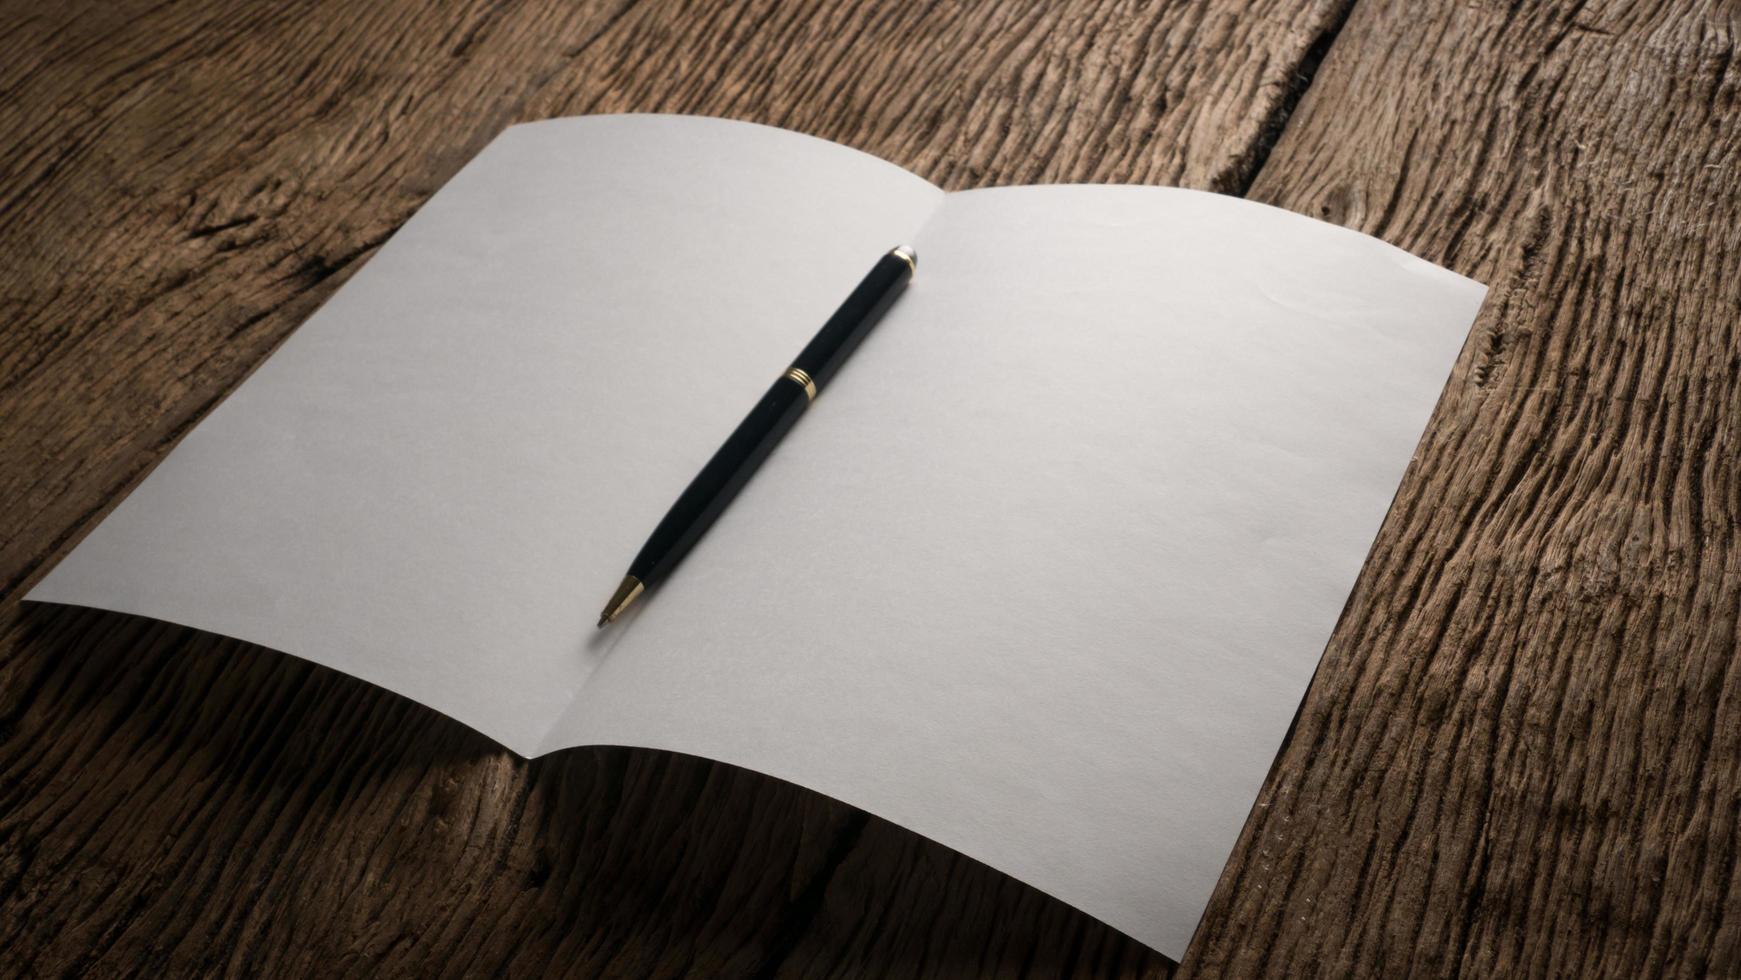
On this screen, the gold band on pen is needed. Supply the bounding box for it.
[783,366,817,401]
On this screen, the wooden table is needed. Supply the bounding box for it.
[3,1,1736,975]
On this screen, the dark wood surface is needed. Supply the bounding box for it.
[2,0,1736,976]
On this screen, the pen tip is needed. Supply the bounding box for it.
[597,574,645,628]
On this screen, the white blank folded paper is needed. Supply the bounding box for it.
[29,115,1486,958]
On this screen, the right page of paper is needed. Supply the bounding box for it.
[560,185,1487,958]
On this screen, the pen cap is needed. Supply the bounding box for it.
[790,247,915,390]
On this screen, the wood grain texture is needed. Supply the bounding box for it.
[0,0,1356,976]
[1185,0,1741,976]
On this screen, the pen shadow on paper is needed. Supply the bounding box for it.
[6,602,1174,979]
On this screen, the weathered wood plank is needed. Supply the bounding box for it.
[1182,1,1741,977]
[0,0,1358,976]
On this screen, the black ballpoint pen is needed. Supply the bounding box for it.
[597,245,917,627]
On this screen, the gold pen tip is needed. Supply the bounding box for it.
[597,575,645,628]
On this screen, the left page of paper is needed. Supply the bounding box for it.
[27,115,944,755]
